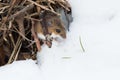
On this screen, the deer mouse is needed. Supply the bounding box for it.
[42,11,66,41]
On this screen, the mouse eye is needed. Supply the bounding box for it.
[55,29,61,33]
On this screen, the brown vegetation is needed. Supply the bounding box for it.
[0,0,72,66]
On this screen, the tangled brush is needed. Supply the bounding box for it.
[0,0,72,66]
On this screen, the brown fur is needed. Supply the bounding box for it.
[40,11,66,39]
[34,21,44,35]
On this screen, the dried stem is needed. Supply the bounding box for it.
[31,20,41,51]
[27,0,60,15]
[14,43,22,61]
[9,33,15,48]
[8,4,34,20]
[7,36,22,64]
[79,36,85,52]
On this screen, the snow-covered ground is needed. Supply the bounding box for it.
[1,0,120,80]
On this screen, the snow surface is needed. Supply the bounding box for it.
[1,0,120,80]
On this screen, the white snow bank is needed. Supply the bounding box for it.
[0,60,43,80]
[69,0,120,24]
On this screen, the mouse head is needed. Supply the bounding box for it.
[45,15,66,39]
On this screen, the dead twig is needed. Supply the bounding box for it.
[31,20,41,51]
[27,0,60,15]
[8,4,34,20]
[14,43,22,61]
[12,25,34,42]
[9,33,15,48]
[15,14,25,40]
[7,36,22,64]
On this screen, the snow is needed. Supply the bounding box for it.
[0,60,43,80]
[1,0,120,80]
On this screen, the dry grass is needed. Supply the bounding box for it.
[0,0,71,65]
